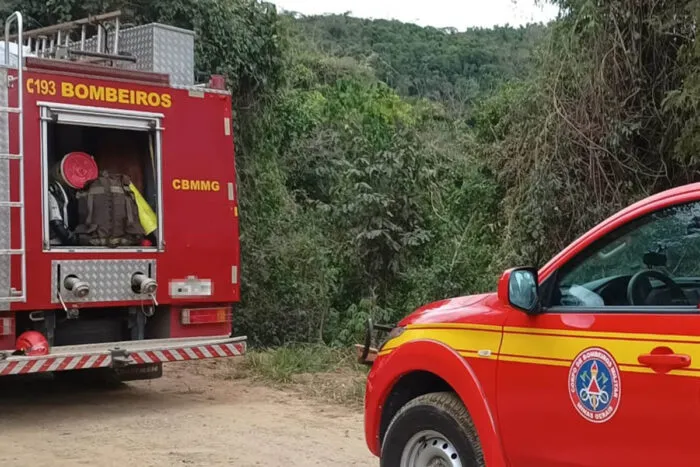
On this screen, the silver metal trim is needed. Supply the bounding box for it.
[96,21,102,53]
[4,11,26,303]
[17,19,26,303]
[45,112,156,131]
[38,101,166,253]
[172,83,231,96]
[39,115,165,132]
[120,21,195,37]
[36,101,165,120]
[51,335,245,355]
[0,296,25,303]
[114,16,120,55]
[43,248,158,254]
[155,126,164,250]
[40,106,49,248]
[0,153,21,160]
[0,249,24,255]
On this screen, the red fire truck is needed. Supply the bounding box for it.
[0,11,244,382]
[360,180,700,466]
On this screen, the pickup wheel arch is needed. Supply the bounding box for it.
[366,339,507,467]
[381,391,485,467]
[379,370,453,443]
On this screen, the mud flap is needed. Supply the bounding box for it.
[114,363,163,381]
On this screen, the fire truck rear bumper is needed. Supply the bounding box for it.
[0,335,246,376]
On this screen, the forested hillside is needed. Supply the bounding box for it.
[289,14,546,108]
[5,0,700,348]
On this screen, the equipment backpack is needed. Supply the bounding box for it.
[73,171,145,247]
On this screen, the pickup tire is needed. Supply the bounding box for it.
[381,391,484,467]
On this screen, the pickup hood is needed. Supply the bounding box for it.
[398,292,499,327]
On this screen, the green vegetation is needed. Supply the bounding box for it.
[243,344,365,382]
[226,344,367,405]
[479,0,700,271]
[9,0,700,357]
[290,14,547,110]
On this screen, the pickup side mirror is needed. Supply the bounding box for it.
[498,267,540,314]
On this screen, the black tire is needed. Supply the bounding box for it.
[380,392,484,467]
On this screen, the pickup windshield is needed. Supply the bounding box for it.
[555,200,700,307]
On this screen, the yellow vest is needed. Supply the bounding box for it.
[128,183,158,235]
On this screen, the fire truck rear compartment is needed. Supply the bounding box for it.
[46,121,159,249]
[14,303,233,348]
[52,308,124,346]
[16,306,155,347]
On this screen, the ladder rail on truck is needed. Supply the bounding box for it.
[0,11,245,381]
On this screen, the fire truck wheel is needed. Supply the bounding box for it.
[380,391,484,467]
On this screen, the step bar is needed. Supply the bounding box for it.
[0,335,246,376]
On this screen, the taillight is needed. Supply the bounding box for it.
[180,307,231,325]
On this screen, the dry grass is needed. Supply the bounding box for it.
[218,344,369,407]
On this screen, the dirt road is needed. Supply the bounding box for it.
[0,361,376,467]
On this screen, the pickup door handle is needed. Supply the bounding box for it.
[638,346,691,374]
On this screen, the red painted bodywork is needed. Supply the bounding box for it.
[364,339,508,466]
[3,61,240,345]
[364,182,700,466]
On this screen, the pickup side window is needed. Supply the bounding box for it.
[546,199,700,310]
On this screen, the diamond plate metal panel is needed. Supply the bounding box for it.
[0,69,10,309]
[78,23,194,86]
[152,25,194,86]
[51,259,157,304]
[111,24,154,75]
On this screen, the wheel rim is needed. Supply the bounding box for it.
[400,430,463,467]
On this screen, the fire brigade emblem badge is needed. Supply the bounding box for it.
[568,347,621,423]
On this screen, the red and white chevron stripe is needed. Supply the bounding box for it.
[0,354,112,376]
[0,340,246,376]
[130,342,245,364]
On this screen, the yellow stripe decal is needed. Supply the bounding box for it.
[381,328,501,354]
[498,355,569,367]
[405,322,700,343]
[408,323,502,332]
[374,323,700,377]
[504,325,700,343]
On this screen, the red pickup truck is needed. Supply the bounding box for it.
[359,182,700,466]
